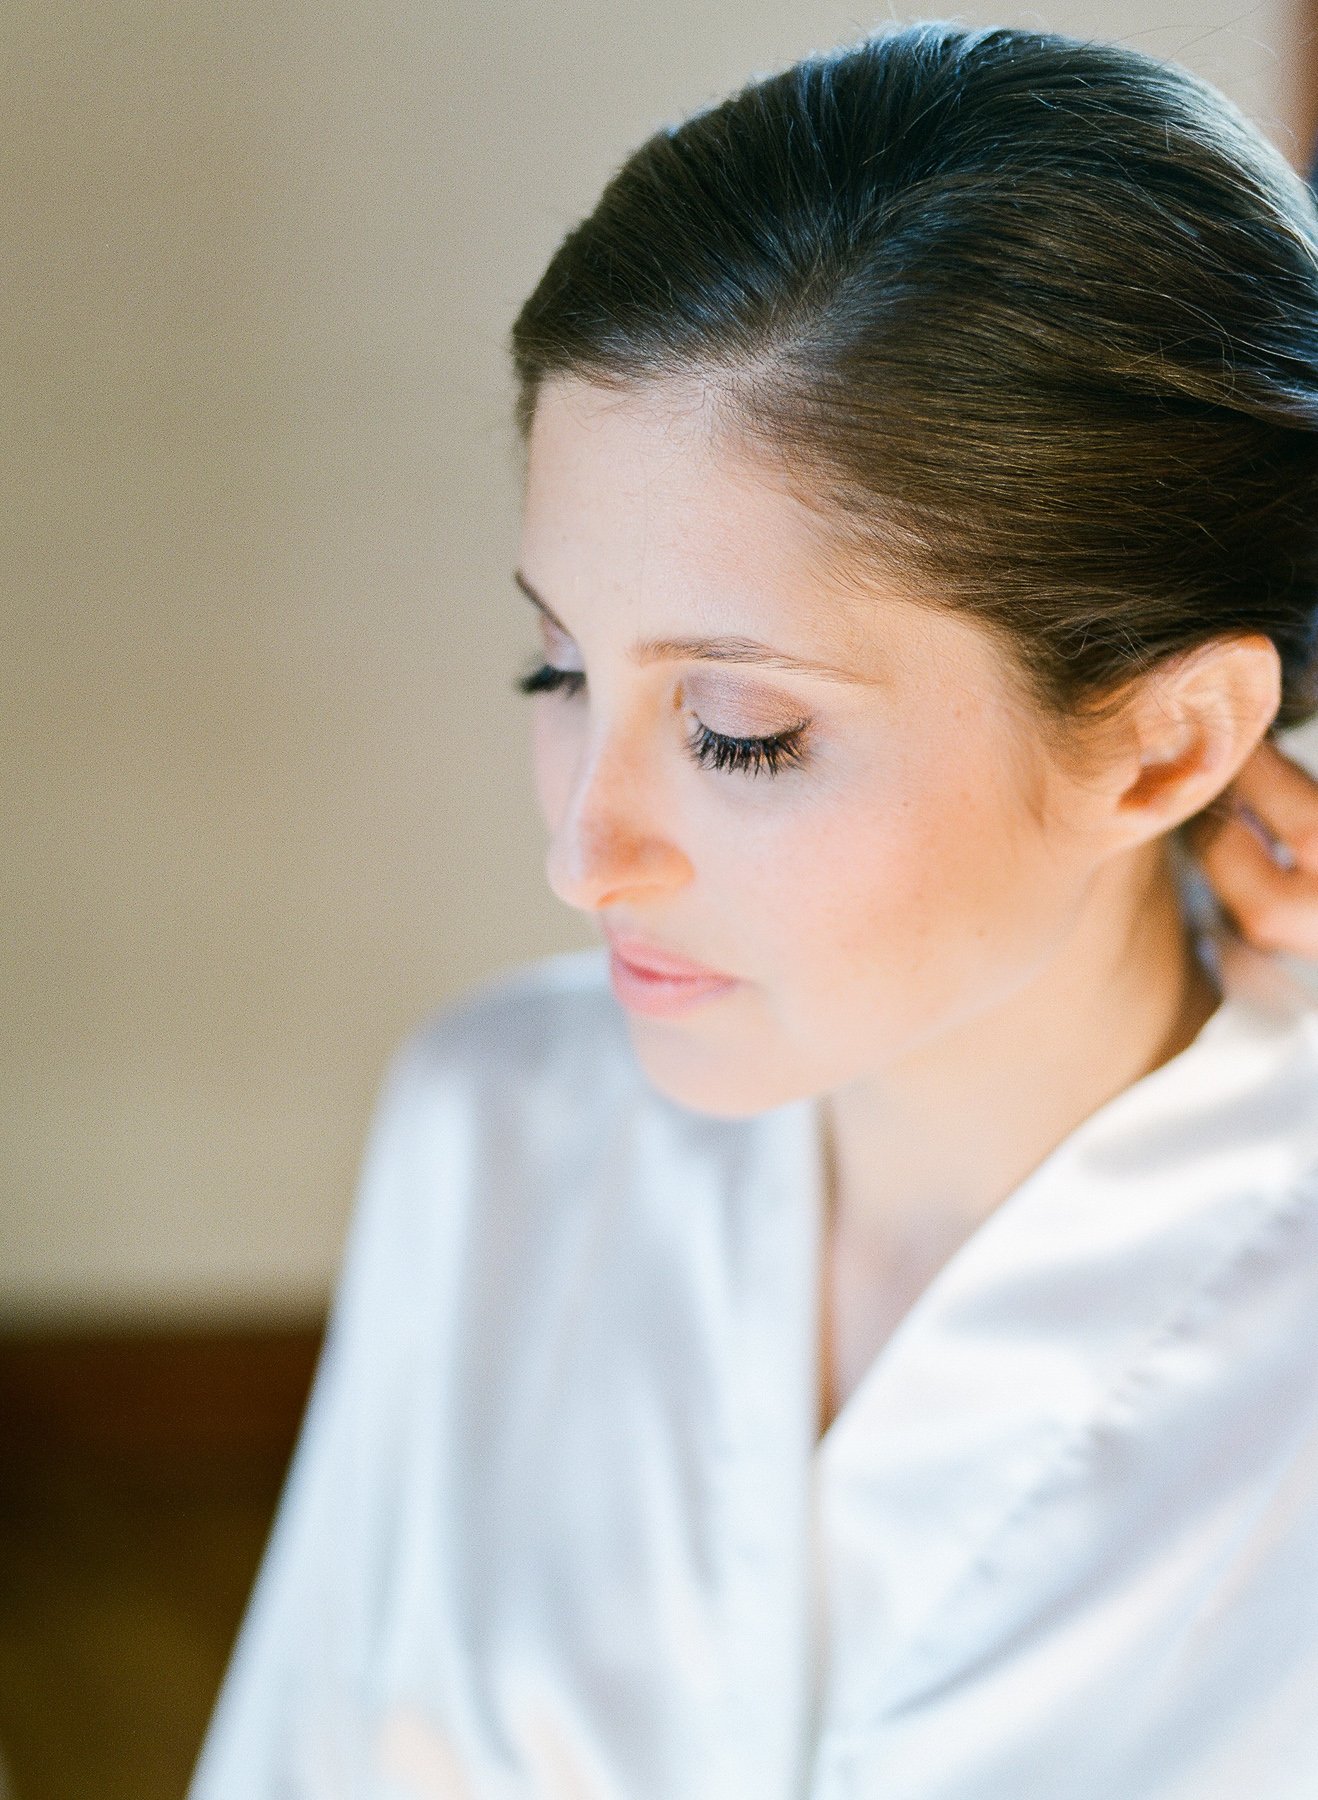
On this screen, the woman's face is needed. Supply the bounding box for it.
[517,376,1121,1119]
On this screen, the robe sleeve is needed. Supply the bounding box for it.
[187,1024,457,1800]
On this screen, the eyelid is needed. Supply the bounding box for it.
[512,657,812,776]
[685,716,810,777]
[679,670,812,736]
[540,616,581,661]
[680,676,813,748]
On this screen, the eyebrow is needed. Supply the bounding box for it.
[513,572,874,685]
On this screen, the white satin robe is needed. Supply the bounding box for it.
[190,910,1318,1799]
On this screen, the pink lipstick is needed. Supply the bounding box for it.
[603,931,739,1018]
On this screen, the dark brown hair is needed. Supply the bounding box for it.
[510,23,1318,731]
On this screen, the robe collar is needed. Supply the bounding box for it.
[762,913,1318,1732]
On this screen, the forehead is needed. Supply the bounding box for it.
[519,376,880,659]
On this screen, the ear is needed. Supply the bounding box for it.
[1104,634,1282,848]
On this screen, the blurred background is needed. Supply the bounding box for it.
[2,2,1316,1796]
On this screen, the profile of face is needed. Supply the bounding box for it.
[515,377,1206,1120]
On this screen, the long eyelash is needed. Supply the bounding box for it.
[685,720,808,778]
[514,661,807,778]
[516,662,585,697]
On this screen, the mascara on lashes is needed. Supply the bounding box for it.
[514,661,810,777]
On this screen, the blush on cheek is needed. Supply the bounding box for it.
[790,800,1012,1010]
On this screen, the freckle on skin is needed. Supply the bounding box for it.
[521,375,1200,1174]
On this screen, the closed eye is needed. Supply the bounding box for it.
[514,660,810,778]
[516,661,585,699]
[683,719,808,777]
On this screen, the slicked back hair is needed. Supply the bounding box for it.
[511,24,1318,731]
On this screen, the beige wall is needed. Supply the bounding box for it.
[2,0,1312,1324]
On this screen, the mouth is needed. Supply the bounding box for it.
[603,931,739,1018]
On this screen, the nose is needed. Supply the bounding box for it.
[544,728,692,915]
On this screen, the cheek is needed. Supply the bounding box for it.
[718,744,1063,1028]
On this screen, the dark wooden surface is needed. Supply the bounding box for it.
[0,1325,325,1468]
[0,1326,323,1800]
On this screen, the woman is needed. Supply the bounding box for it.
[192,25,1318,1798]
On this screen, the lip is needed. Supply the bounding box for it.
[603,930,739,1018]
[604,930,730,981]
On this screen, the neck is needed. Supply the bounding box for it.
[821,845,1222,1259]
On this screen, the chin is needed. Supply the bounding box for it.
[623,1017,809,1121]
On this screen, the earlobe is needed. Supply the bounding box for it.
[1115,634,1282,841]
